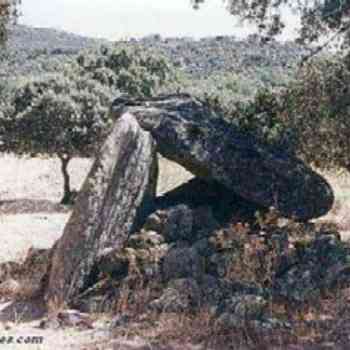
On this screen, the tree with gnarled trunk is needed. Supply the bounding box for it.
[2,46,175,204]
[3,72,114,204]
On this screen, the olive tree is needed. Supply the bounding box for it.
[3,46,176,203]
[4,72,114,203]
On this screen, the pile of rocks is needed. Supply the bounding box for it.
[70,182,350,329]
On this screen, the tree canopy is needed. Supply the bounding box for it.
[0,0,19,44]
[1,45,176,204]
[193,0,350,50]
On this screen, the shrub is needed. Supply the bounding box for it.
[77,44,177,97]
[280,56,350,172]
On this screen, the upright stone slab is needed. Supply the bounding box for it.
[111,94,334,220]
[46,114,158,309]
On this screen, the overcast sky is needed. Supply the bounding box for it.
[19,0,299,40]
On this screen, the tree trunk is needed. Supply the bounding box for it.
[45,114,158,310]
[58,154,73,205]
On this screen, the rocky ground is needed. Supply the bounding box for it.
[1,155,350,349]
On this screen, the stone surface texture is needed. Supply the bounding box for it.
[111,94,334,220]
[45,114,158,308]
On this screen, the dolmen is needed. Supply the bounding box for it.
[44,93,334,309]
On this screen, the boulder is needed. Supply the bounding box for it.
[45,114,158,309]
[161,204,193,242]
[0,248,51,301]
[128,230,165,249]
[39,309,94,330]
[217,294,268,328]
[111,94,334,220]
[0,261,21,283]
[98,244,169,283]
[162,246,204,282]
[149,278,201,313]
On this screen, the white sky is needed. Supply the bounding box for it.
[19,0,300,40]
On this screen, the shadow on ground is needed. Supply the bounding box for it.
[0,298,47,323]
[0,199,71,215]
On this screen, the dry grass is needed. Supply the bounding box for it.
[0,154,192,264]
[318,170,350,240]
[105,283,350,349]
[0,154,193,349]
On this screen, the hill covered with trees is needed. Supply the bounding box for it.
[0,25,309,100]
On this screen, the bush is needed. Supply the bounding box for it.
[77,44,177,97]
[280,56,350,172]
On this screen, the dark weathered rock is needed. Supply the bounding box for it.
[111,94,334,220]
[222,294,268,320]
[0,261,21,283]
[274,230,350,303]
[198,274,225,308]
[162,246,204,282]
[128,230,165,249]
[98,248,131,279]
[98,243,169,282]
[149,278,201,313]
[71,278,119,313]
[45,114,158,309]
[39,309,94,330]
[161,204,193,242]
[0,248,51,301]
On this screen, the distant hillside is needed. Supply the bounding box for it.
[0,25,102,81]
[137,34,308,78]
[0,26,309,100]
[136,34,309,101]
[6,24,101,54]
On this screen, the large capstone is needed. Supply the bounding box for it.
[111,94,334,220]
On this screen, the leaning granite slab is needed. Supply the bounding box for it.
[45,114,158,309]
[111,94,334,220]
